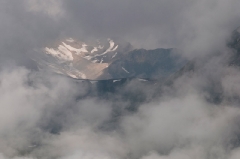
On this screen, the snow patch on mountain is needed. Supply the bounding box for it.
[113,79,121,83]
[93,39,118,58]
[84,56,92,60]
[67,71,86,79]
[66,38,74,43]
[91,47,98,53]
[112,52,118,58]
[45,47,73,61]
[122,67,130,73]
[62,42,88,55]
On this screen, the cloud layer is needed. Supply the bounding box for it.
[1,0,240,159]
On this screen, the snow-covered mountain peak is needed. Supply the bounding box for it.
[36,38,134,80]
[44,38,121,64]
[37,37,182,80]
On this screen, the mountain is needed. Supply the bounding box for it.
[31,29,240,135]
[228,27,240,67]
[33,28,240,100]
[108,48,186,79]
[35,38,186,80]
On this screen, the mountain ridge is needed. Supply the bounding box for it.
[35,38,186,80]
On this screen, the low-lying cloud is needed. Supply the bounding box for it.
[1,0,240,159]
[1,61,240,159]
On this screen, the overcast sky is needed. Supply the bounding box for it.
[1,0,240,63]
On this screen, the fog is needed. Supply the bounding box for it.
[1,0,240,159]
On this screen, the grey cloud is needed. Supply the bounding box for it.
[1,58,240,159]
[61,0,240,57]
[1,0,240,63]
[2,0,240,159]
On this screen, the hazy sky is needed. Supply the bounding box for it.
[1,0,240,63]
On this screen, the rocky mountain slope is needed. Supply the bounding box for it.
[35,38,186,80]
